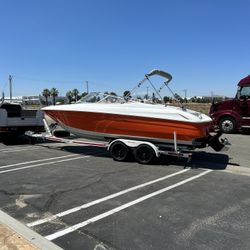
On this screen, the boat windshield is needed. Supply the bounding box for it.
[76,70,183,106]
[77,92,126,104]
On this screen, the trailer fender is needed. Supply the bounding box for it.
[108,139,160,157]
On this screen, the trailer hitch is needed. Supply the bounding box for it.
[208,132,230,152]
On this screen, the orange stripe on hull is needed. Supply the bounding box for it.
[45,110,211,142]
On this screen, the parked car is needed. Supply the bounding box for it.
[209,75,250,133]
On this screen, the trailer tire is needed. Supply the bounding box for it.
[134,144,155,164]
[109,141,129,162]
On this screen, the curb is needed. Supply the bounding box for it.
[0,210,63,250]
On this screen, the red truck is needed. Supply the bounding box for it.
[209,75,250,133]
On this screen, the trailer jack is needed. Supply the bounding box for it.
[208,132,230,152]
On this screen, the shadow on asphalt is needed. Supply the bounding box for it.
[58,145,110,157]
[57,145,230,170]
[189,151,230,170]
[0,133,30,145]
[242,129,250,135]
[0,136,230,170]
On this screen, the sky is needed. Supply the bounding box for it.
[0,0,250,98]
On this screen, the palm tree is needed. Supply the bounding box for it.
[72,89,79,103]
[66,90,73,103]
[42,89,51,106]
[50,87,59,105]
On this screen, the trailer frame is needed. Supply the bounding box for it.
[25,119,193,165]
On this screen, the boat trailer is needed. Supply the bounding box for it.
[25,119,193,165]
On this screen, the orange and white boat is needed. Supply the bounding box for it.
[42,70,227,152]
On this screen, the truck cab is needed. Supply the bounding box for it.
[209,75,250,133]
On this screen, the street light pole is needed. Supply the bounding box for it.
[86,81,89,93]
[9,75,12,100]
[183,89,187,102]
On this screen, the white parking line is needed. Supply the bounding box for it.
[0,146,30,152]
[45,169,212,241]
[27,169,190,227]
[0,155,90,174]
[0,154,80,170]
[0,146,40,153]
[0,146,36,152]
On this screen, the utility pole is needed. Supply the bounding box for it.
[146,86,149,99]
[9,75,12,100]
[211,91,214,103]
[183,89,187,102]
[86,81,89,93]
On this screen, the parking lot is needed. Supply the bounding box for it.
[0,133,250,250]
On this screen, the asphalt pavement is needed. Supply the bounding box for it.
[0,133,249,250]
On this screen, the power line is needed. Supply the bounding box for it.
[13,75,84,84]
[12,75,113,89]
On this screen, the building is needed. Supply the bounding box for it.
[3,96,68,105]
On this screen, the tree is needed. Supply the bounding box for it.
[110,92,117,96]
[81,92,88,98]
[123,90,131,98]
[174,93,183,103]
[163,96,170,103]
[66,91,73,103]
[50,87,59,105]
[152,93,156,103]
[72,89,79,102]
[42,89,51,106]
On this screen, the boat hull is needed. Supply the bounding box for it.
[44,110,211,146]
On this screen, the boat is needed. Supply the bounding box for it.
[42,70,227,152]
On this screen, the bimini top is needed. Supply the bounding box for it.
[238,75,250,86]
[146,69,172,83]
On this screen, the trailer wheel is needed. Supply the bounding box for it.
[134,144,155,164]
[109,141,129,161]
